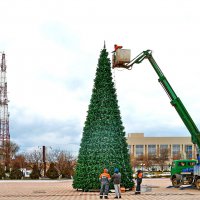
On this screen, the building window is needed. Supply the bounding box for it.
[136,145,143,157]
[148,145,156,156]
[172,144,180,156]
[185,145,192,159]
[128,145,131,154]
[178,162,186,166]
[160,144,168,159]
[160,144,168,151]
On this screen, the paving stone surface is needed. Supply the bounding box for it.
[0,178,199,200]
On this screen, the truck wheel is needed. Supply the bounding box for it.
[196,179,200,190]
[172,177,180,188]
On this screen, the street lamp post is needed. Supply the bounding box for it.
[42,146,46,177]
[140,163,145,172]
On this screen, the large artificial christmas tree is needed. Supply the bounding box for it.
[73,45,134,191]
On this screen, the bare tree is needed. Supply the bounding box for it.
[0,141,20,170]
[9,141,20,159]
[11,154,26,169]
[154,148,170,171]
[131,149,170,172]
[20,148,77,178]
[23,150,43,173]
[172,153,182,160]
[132,154,154,171]
[47,149,76,178]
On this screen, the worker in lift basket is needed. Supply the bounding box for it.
[99,168,111,199]
[135,170,143,195]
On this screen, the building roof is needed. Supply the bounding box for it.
[127,133,193,145]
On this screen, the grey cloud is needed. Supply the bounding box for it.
[10,112,81,154]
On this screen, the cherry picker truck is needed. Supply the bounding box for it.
[112,45,200,189]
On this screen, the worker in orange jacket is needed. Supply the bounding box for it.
[135,170,143,195]
[99,168,111,199]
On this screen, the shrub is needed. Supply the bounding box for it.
[0,165,5,179]
[30,164,40,179]
[10,168,23,179]
[46,163,59,179]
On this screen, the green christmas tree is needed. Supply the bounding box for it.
[73,45,134,191]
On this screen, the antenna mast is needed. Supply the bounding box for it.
[0,52,10,168]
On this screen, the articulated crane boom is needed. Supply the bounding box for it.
[112,46,200,154]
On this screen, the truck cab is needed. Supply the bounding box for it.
[171,159,197,187]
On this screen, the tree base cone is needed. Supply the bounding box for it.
[119,187,135,192]
[120,187,126,193]
[132,186,135,191]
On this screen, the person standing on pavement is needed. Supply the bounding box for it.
[112,168,121,199]
[135,170,143,195]
[99,168,111,199]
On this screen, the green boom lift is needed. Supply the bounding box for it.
[112,45,200,189]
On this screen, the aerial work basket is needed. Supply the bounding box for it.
[112,46,131,68]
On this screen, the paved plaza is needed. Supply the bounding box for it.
[0,178,200,200]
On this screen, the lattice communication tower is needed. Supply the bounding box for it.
[0,52,10,166]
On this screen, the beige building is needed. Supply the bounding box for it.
[127,133,196,169]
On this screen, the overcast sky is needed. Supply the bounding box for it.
[1,0,200,154]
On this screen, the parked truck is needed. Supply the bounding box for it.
[112,45,200,189]
[170,159,200,189]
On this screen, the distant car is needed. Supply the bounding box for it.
[159,172,171,177]
[143,172,155,178]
